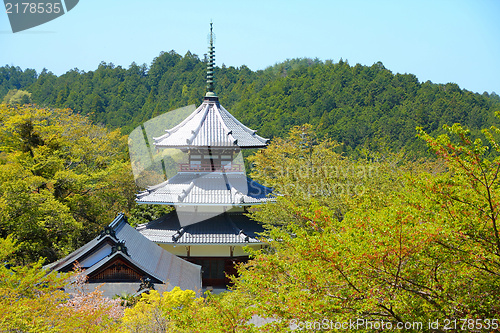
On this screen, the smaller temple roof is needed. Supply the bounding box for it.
[46,213,202,291]
[137,211,265,245]
[152,98,269,149]
[136,172,274,206]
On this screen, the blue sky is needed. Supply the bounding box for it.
[1,0,499,94]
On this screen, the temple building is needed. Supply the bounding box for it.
[47,24,272,292]
[46,213,202,296]
[136,23,273,287]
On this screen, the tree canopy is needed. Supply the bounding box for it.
[0,236,123,332]
[0,103,136,263]
[230,122,500,328]
[2,53,499,156]
[2,51,500,330]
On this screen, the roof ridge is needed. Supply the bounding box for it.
[219,104,269,143]
[213,103,237,145]
[177,181,195,202]
[108,212,126,229]
[152,103,205,142]
[150,99,269,149]
[186,104,210,145]
[44,234,120,272]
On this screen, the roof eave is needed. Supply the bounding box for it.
[135,201,271,206]
[153,144,269,150]
[85,252,165,284]
[156,241,266,246]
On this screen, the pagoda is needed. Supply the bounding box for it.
[136,23,273,287]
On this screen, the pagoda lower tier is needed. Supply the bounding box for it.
[137,210,266,287]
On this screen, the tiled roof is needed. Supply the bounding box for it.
[136,172,274,206]
[136,211,265,245]
[153,97,269,149]
[45,213,202,291]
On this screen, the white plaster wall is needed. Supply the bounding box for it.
[159,243,263,257]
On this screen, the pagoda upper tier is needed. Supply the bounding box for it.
[153,96,269,149]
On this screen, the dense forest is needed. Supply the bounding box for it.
[2,119,500,331]
[2,51,500,155]
[2,52,500,331]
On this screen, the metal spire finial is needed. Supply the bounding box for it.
[205,22,216,97]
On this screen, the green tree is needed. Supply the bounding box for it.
[4,55,499,156]
[121,288,270,332]
[0,236,123,332]
[0,65,37,98]
[2,89,32,105]
[128,204,173,227]
[248,124,400,225]
[0,104,136,263]
[231,122,500,329]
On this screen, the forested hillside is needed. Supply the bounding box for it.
[0,65,37,98]
[2,53,500,330]
[2,52,500,155]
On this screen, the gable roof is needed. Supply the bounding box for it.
[45,234,118,272]
[46,213,202,292]
[84,252,163,283]
[153,97,269,149]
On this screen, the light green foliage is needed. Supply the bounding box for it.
[0,236,70,332]
[248,124,403,226]
[2,89,32,105]
[121,288,271,332]
[121,287,197,332]
[0,237,123,332]
[231,123,500,329]
[0,103,136,263]
[415,122,500,316]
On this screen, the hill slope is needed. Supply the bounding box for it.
[2,52,500,155]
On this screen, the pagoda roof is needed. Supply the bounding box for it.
[45,213,202,291]
[137,211,265,245]
[136,172,274,206]
[153,97,269,149]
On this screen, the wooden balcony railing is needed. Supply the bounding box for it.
[178,163,245,172]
